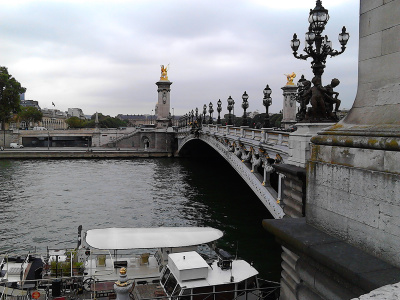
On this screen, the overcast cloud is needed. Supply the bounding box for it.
[0,0,359,117]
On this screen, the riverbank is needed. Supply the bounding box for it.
[0,147,173,159]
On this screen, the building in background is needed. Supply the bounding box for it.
[41,108,68,129]
[117,114,154,127]
[67,108,86,119]
[20,99,41,110]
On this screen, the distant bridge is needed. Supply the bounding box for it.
[176,124,290,219]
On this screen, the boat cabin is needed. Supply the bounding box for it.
[155,251,260,300]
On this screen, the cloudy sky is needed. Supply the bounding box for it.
[1,0,359,117]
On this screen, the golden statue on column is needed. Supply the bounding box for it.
[284,72,296,85]
[160,64,169,81]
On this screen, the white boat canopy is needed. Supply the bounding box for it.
[85,227,224,250]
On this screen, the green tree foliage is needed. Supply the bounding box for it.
[66,113,128,129]
[18,106,43,127]
[66,116,87,128]
[270,113,283,128]
[87,113,127,128]
[0,67,26,129]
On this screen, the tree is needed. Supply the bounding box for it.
[18,106,43,128]
[66,116,87,128]
[0,67,26,129]
[270,113,283,128]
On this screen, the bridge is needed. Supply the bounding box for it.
[176,124,293,219]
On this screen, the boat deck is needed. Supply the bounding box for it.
[132,283,167,300]
[86,254,160,282]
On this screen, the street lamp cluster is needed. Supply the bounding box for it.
[178,86,273,129]
[177,1,347,127]
[290,0,349,80]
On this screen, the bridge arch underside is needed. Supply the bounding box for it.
[178,136,284,219]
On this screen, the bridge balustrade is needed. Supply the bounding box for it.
[199,125,289,147]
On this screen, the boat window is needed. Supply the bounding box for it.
[180,288,191,300]
[164,272,177,296]
[237,280,246,297]
[192,286,213,300]
[215,284,235,299]
[246,276,257,289]
[161,267,170,285]
[172,283,182,299]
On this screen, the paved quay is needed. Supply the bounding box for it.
[0,147,173,159]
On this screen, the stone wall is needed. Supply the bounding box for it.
[307,142,400,266]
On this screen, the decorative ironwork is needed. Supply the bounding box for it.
[263,85,272,128]
[241,91,249,126]
[227,96,234,125]
[208,102,214,124]
[290,0,349,122]
[217,99,222,124]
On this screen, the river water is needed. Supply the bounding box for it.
[0,157,282,281]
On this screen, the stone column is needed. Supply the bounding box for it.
[155,79,172,128]
[281,84,297,129]
[265,1,400,299]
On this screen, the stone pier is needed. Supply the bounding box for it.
[264,1,400,299]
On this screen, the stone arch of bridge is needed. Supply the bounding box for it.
[177,134,285,219]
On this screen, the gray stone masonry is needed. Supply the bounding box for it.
[281,85,297,130]
[265,1,400,299]
[156,80,172,120]
[263,218,400,300]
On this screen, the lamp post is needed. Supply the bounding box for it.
[208,102,214,124]
[262,85,272,128]
[290,0,349,82]
[202,104,207,124]
[217,99,222,124]
[227,96,234,125]
[241,91,249,126]
[191,110,194,125]
[195,107,198,123]
[172,108,174,126]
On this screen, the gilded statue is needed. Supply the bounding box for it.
[160,64,169,81]
[284,72,296,85]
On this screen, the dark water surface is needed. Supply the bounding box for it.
[0,158,281,280]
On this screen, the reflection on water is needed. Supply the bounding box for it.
[0,158,281,280]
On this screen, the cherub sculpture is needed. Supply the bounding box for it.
[295,75,341,122]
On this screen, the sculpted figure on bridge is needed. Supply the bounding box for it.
[160,64,169,81]
[241,146,252,163]
[284,72,296,85]
[251,149,263,173]
[227,142,235,152]
[295,75,341,122]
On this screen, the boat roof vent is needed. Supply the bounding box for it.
[216,248,233,270]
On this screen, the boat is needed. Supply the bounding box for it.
[80,227,224,285]
[0,226,279,300]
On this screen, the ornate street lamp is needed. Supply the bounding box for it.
[203,104,207,124]
[290,0,349,80]
[191,110,194,125]
[227,96,234,125]
[208,102,214,124]
[217,99,222,124]
[262,85,272,128]
[195,107,198,123]
[241,91,249,126]
[184,113,188,127]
